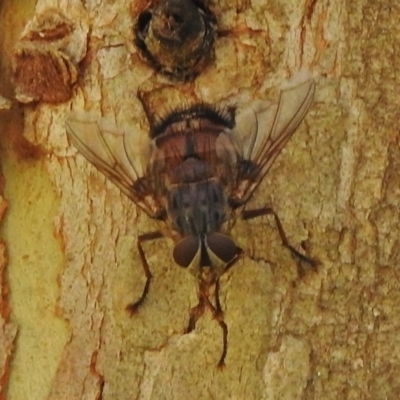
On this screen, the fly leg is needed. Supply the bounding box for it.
[186,252,242,367]
[242,206,318,268]
[186,287,207,334]
[211,250,242,366]
[222,246,243,277]
[185,247,243,333]
[186,281,228,367]
[126,231,164,315]
[209,279,228,368]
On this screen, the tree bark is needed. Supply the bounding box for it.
[1,0,400,399]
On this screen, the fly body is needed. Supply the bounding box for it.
[148,103,240,281]
[66,72,316,366]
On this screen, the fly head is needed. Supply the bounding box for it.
[173,232,239,283]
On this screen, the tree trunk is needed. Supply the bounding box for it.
[1,0,400,399]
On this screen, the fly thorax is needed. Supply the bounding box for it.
[167,176,227,237]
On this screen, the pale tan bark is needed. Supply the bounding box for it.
[1,0,400,399]
[0,13,18,400]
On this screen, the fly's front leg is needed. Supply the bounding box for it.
[126,231,164,315]
[213,249,242,319]
[210,251,242,366]
[242,206,318,268]
[210,280,228,368]
[214,279,223,317]
[186,279,210,333]
[186,291,206,334]
[186,281,228,367]
[186,253,241,367]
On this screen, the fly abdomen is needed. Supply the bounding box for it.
[170,157,212,183]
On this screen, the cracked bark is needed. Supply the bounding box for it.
[0,0,400,399]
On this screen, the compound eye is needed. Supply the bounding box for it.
[173,235,200,267]
[206,232,238,263]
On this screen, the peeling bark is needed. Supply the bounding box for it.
[0,67,16,400]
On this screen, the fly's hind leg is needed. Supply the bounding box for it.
[242,206,319,269]
[126,231,164,315]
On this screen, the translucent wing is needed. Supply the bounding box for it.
[66,111,163,218]
[226,72,316,205]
